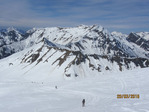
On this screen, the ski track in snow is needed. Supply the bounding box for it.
[0,68,149,112]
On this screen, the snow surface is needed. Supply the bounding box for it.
[0,59,149,112]
[1,25,149,60]
[0,41,140,81]
[0,25,149,112]
[24,26,148,58]
[111,31,128,39]
[136,32,149,40]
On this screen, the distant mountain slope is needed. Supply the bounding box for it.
[0,27,27,59]
[0,25,149,79]
[127,32,149,52]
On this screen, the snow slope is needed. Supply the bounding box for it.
[136,32,149,40]
[0,25,149,80]
[1,25,149,59]
[0,25,149,112]
[25,25,149,58]
[0,40,148,81]
[0,67,149,112]
[127,32,149,52]
[0,27,27,59]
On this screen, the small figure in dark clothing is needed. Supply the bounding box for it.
[82,99,85,107]
[55,86,57,89]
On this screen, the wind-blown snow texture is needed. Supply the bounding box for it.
[0,25,149,79]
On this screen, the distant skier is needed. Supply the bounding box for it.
[9,63,13,66]
[82,99,85,107]
[55,86,57,89]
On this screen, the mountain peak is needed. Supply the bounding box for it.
[0,25,149,80]
[136,32,149,41]
[7,27,17,32]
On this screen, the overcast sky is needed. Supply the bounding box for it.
[0,0,149,33]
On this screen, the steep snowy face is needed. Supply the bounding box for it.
[26,25,149,59]
[16,26,149,79]
[26,25,105,46]
[127,32,149,52]
[136,32,149,40]
[111,31,128,39]
[0,28,26,59]
[0,27,28,44]
[1,25,149,60]
[0,25,149,79]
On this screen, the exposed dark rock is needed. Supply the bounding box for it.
[1,26,149,75]
[127,33,149,51]
[105,66,110,70]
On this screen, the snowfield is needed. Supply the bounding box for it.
[0,67,149,112]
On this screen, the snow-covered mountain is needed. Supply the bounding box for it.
[0,27,29,59]
[127,32,149,52]
[0,25,149,80]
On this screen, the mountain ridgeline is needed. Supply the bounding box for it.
[0,25,149,79]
